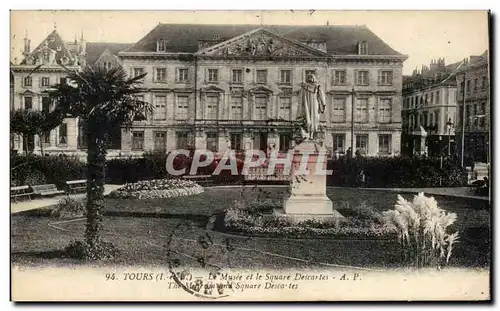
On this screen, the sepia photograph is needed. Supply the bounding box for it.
[9,9,491,302]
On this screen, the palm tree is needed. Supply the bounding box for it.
[49,65,152,257]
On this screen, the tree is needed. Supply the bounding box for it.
[48,66,152,258]
[10,109,56,155]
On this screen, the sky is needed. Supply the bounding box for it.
[10,10,489,75]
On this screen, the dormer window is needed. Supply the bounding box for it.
[212,34,220,40]
[358,41,368,55]
[157,39,168,52]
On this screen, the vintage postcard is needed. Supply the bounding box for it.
[10,10,491,302]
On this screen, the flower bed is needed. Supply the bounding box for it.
[222,201,396,239]
[108,178,204,199]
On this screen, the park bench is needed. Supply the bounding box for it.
[66,179,87,194]
[10,185,34,202]
[31,184,65,198]
[182,174,212,186]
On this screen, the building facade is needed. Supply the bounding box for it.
[119,24,407,157]
[10,28,131,156]
[455,51,490,163]
[11,24,408,158]
[401,58,459,156]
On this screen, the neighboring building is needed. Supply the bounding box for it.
[455,50,490,163]
[118,24,407,157]
[11,24,408,158]
[401,58,461,156]
[10,27,132,156]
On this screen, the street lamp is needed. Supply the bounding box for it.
[446,118,453,157]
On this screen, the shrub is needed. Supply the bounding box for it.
[381,193,460,268]
[223,200,394,238]
[108,178,204,199]
[51,196,87,219]
[11,154,86,188]
[64,239,118,260]
[327,156,468,188]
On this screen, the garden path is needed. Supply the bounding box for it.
[10,185,488,215]
[10,185,122,214]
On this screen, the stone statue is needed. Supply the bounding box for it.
[297,74,326,140]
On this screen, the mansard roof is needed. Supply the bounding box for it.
[86,42,133,65]
[123,23,403,56]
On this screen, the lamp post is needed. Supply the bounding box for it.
[446,118,453,157]
[351,87,355,158]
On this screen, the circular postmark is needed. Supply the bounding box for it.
[165,218,236,299]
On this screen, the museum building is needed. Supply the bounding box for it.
[11,23,408,158]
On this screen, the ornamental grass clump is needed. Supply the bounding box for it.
[382,193,460,268]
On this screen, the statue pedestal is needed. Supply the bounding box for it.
[274,140,344,223]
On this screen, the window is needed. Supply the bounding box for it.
[279,97,291,121]
[133,95,146,121]
[42,97,51,112]
[356,70,369,86]
[424,94,428,106]
[256,70,267,84]
[176,95,189,120]
[355,98,368,123]
[436,91,440,104]
[254,95,267,120]
[155,68,167,82]
[206,132,218,152]
[230,133,242,151]
[59,77,67,85]
[332,98,346,123]
[435,110,440,128]
[460,81,465,94]
[473,104,478,127]
[465,105,470,126]
[41,131,51,145]
[480,102,486,127]
[482,76,487,89]
[355,134,368,155]
[358,42,368,55]
[23,76,32,87]
[58,123,68,145]
[305,70,316,81]
[176,132,190,150]
[208,69,218,83]
[378,98,392,123]
[279,134,291,152]
[379,70,393,86]
[154,95,166,120]
[466,80,471,93]
[332,134,345,153]
[378,134,391,155]
[157,40,168,52]
[132,67,144,78]
[24,96,32,110]
[333,70,346,86]
[131,132,144,150]
[280,69,291,84]
[474,78,478,91]
[230,96,243,120]
[153,132,167,152]
[178,68,189,83]
[41,77,50,86]
[430,93,434,105]
[206,95,219,120]
[232,69,243,84]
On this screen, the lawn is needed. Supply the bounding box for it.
[11,187,491,269]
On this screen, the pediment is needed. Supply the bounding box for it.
[196,28,328,58]
[201,85,225,93]
[249,85,273,94]
[20,89,37,95]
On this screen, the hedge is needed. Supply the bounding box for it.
[10,153,468,189]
